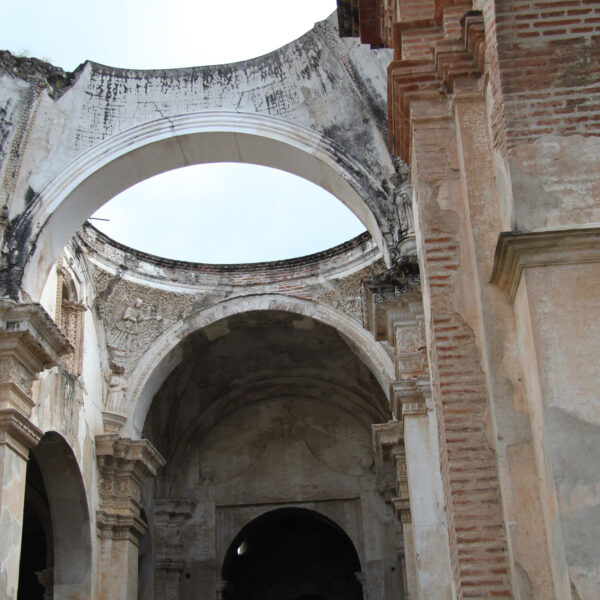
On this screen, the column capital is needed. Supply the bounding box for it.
[373,420,403,460]
[96,434,165,478]
[391,379,432,420]
[0,408,43,459]
[96,435,165,544]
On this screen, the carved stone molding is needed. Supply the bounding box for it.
[491,227,600,301]
[154,498,195,560]
[390,379,432,421]
[96,512,147,544]
[0,408,43,460]
[364,260,422,344]
[372,420,411,523]
[154,498,195,599]
[96,434,165,544]
[373,420,403,461]
[392,444,411,524]
[59,300,86,376]
[0,300,71,416]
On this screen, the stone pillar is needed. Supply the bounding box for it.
[403,87,515,597]
[0,300,70,600]
[393,379,454,600]
[154,498,194,600]
[96,434,165,600]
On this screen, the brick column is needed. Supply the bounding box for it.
[409,91,513,598]
[454,89,561,599]
[0,300,70,600]
[96,434,165,600]
[393,379,454,600]
[154,498,194,600]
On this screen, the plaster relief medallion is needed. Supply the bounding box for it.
[93,271,198,368]
[108,298,163,355]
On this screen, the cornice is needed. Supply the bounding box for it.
[96,434,166,477]
[0,408,43,459]
[372,419,403,461]
[0,300,72,370]
[491,228,600,301]
[386,10,484,161]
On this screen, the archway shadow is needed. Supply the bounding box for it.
[18,432,93,599]
[222,507,363,600]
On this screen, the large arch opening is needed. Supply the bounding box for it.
[128,294,394,437]
[18,432,93,599]
[19,113,390,301]
[138,308,405,599]
[221,508,363,600]
[90,162,367,263]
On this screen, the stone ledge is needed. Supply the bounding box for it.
[491,227,600,301]
[0,409,43,460]
[0,300,72,370]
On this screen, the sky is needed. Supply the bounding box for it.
[1,0,367,263]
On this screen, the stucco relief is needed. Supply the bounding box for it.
[92,268,199,370]
[91,254,389,378]
[168,398,374,504]
[315,261,386,325]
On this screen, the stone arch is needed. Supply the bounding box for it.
[128,293,394,437]
[28,431,93,599]
[16,112,393,301]
[221,507,363,600]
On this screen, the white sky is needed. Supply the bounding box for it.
[1,0,367,263]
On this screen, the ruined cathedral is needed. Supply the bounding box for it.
[0,1,599,599]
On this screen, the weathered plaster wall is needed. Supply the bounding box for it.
[516,263,600,599]
[0,15,402,302]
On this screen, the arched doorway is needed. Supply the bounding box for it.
[221,508,363,600]
[18,432,92,599]
[18,453,52,599]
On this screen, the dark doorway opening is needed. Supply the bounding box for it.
[18,454,52,600]
[222,508,363,600]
